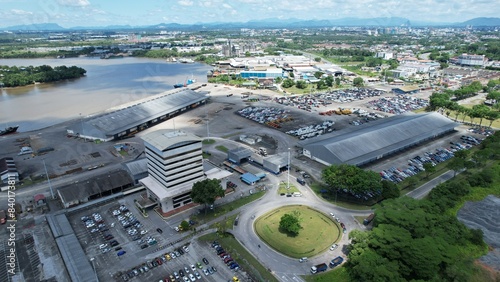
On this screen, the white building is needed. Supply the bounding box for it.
[458,54,485,67]
[139,130,205,213]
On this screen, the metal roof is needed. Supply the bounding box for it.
[57,170,132,204]
[72,89,209,138]
[240,172,260,183]
[46,213,95,282]
[123,158,148,176]
[300,113,458,166]
[142,130,200,152]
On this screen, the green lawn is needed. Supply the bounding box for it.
[255,205,341,258]
[202,139,216,145]
[277,182,300,194]
[215,145,229,153]
[309,183,372,210]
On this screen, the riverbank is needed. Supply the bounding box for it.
[0,57,211,132]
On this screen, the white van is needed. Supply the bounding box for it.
[293,192,302,197]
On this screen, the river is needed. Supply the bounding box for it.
[0,57,212,132]
[457,195,500,271]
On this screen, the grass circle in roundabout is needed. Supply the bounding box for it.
[254,205,341,258]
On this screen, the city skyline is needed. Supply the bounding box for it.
[1,0,499,28]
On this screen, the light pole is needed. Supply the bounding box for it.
[90,257,98,282]
[80,113,86,142]
[287,147,290,190]
[42,159,55,199]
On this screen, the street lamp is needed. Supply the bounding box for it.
[42,159,55,200]
[80,113,86,142]
[90,257,98,282]
[287,148,290,190]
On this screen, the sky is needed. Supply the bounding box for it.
[0,0,498,28]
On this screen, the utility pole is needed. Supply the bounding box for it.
[80,113,86,142]
[287,148,290,190]
[42,159,55,199]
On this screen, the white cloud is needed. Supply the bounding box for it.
[11,9,33,15]
[178,0,194,6]
[222,3,232,9]
[57,0,90,7]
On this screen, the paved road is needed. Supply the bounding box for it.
[405,170,456,199]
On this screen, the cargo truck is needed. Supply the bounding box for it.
[310,263,328,274]
[329,256,344,268]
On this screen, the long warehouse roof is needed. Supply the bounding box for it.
[300,113,458,166]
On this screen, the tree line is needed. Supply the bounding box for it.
[0,65,86,87]
[429,80,500,127]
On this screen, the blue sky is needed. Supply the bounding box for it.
[0,0,498,28]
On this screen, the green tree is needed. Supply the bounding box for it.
[381,180,400,199]
[353,77,364,87]
[335,77,341,86]
[472,104,490,127]
[281,78,295,88]
[314,57,321,62]
[422,162,435,179]
[180,220,190,231]
[295,80,307,89]
[279,213,302,236]
[322,164,383,197]
[447,157,465,177]
[190,179,225,214]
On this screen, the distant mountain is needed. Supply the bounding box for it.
[2,23,65,31]
[70,25,133,30]
[1,17,499,31]
[456,17,500,27]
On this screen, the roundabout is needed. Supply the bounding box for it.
[254,205,341,258]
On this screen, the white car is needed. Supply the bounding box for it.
[99,244,108,249]
[329,213,336,218]
[190,264,196,271]
[140,230,148,235]
[330,244,338,251]
[188,274,196,282]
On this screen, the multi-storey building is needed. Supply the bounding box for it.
[458,54,485,67]
[140,130,205,213]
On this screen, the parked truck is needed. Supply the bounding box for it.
[310,263,328,274]
[329,256,344,268]
[363,213,375,225]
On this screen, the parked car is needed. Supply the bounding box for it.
[202,258,209,265]
[157,228,163,234]
[117,250,126,256]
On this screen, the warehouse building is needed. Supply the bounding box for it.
[263,153,289,174]
[300,113,458,167]
[66,88,209,141]
[227,147,253,164]
[57,170,133,208]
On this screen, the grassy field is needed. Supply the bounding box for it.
[202,139,216,145]
[255,205,341,258]
[277,182,300,194]
[215,145,229,153]
[199,232,279,282]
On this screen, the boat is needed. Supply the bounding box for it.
[173,83,184,88]
[0,125,19,136]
